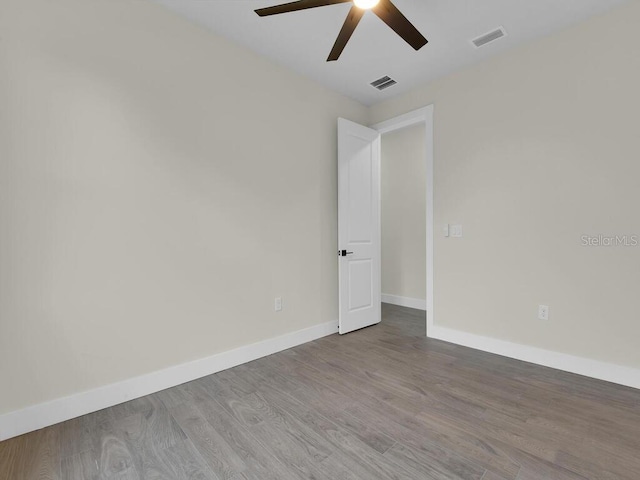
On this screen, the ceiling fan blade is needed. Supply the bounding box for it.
[372,0,428,51]
[327,6,365,61]
[255,0,352,17]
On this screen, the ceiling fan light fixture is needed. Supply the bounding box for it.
[255,0,427,61]
[353,0,380,10]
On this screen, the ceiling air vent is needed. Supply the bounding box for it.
[471,27,507,48]
[370,76,397,91]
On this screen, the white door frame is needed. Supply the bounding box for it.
[371,105,434,335]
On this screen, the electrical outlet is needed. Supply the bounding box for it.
[274,297,282,312]
[538,305,549,321]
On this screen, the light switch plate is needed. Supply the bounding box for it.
[444,224,450,237]
[451,224,463,238]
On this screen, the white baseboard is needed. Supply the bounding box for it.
[429,325,640,390]
[0,320,338,442]
[382,294,427,311]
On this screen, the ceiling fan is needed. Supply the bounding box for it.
[255,0,428,62]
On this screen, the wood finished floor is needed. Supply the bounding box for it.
[2,303,640,480]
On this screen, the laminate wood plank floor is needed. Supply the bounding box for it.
[2,303,640,479]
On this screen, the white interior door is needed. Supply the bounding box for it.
[338,118,381,334]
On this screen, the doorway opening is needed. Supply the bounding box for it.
[380,124,427,328]
[373,106,434,335]
[336,107,433,336]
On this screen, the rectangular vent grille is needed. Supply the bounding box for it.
[370,76,397,91]
[472,27,507,48]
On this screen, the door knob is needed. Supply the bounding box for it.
[339,250,354,257]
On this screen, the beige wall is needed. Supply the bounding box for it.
[381,126,426,301]
[371,2,640,368]
[0,0,367,415]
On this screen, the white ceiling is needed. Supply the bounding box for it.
[152,0,629,106]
